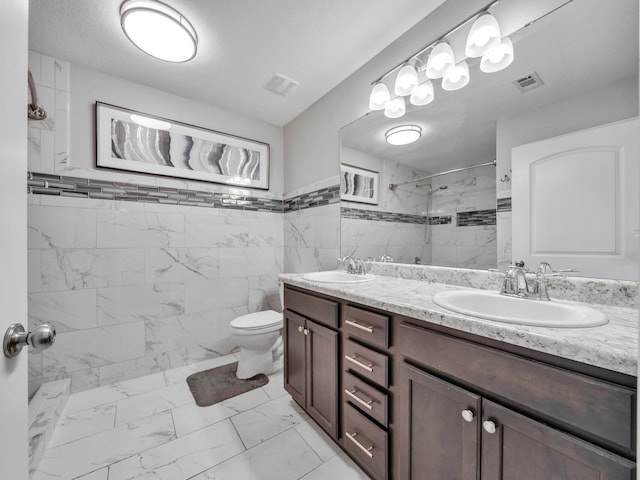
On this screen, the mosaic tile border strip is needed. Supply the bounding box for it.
[341,207,429,225]
[457,209,497,226]
[429,216,452,225]
[27,172,283,212]
[285,185,341,212]
[497,197,512,213]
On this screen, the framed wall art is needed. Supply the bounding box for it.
[96,102,270,189]
[340,164,379,205]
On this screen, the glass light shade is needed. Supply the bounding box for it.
[465,13,501,58]
[120,0,198,62]
[425,42,455,79]
[394,64,419,96]
[480,37,514,73]
[384,97,406,119]
[385,125,422,145]
[369,82,390,110]
[442,61,470,91]
[130,114,171,130]
[410,80,435,106]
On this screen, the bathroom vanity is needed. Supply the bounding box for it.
[281,273,637,480]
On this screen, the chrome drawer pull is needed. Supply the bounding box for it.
[345,354,374,372]
[345,319,374,333]
[346,432,374,458]
[345,388,374,410]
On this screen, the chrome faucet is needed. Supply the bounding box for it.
[339,255,365,275]
[492,261,577,300]
[530,262,577,301]
[500,261,530,297]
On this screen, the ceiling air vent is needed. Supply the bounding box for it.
[264,73,300,97]
[513,72,544,93]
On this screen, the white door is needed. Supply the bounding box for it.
[0,0,29,478]
[512,118,639,280]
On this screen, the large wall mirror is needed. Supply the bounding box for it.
[340,0,639,279]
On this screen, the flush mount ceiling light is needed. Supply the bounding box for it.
[442,61,470,91]
[410,79,435,106]
[369,82,391,110]
[394,64,419,96]
[480,37,514,73]
[120,0,198,63]
[385,125,422,145]
[425,42,455,79]
[384,97,406,119]
[465,13,501,58]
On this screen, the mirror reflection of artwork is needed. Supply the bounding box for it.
[340,164,379,205]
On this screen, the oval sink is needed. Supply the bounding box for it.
[302,270,375,284]
[432,290,607,328]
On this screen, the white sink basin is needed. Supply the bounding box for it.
[432,290,607,328]
[302,270,375,284]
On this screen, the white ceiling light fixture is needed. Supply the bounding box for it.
[410,79,435,106]
[385,125,422,145]
[369,82,391,110]
[425,42,455,79]
[394,64,419,96]
[465,12,501,58]
[120,0,198,63]
[480,36,515,73]
[384,97,406,119]
[442,61,470,91]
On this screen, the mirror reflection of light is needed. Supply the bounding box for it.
[385,125,422,145]
[130,114,171,130]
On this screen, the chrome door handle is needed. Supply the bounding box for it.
[345,432,374,458]
[3,323,56,358]
[344,354,374,372]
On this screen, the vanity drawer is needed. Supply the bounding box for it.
[344,403,388,480]
[284,287,339,328]
[344,339,389,388]
[398,321,635,454]
[344,370,388,426]
[343,305,389,348]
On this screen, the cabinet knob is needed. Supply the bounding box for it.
[461,409,474,423]
[298,325,303,333]
[483,420,497,434]
[303,328,309,336]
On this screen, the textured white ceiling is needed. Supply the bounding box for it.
[28,0,444,126]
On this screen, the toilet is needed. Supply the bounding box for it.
[230,284,284,379]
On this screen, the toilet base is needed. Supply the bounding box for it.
[236,347,275,379]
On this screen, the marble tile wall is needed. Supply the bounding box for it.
[28,193,284,395]
[283,177,341,273]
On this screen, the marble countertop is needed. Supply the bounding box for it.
[280,273,638,377]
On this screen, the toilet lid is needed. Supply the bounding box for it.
[230,310,282,330]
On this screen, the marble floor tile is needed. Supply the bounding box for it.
[33,411,175,480]
[108,419,244,480]
[300,452,371,480]
[230,395,305,449]
[114,382,193,426]
[172,387,271,437]
[49,403,116,448]
[294,415,341,462]
[262,369,288,400]
[190,428,323,480]
[163,353,237,385]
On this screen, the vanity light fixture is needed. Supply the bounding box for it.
[120,0,198,63]
[369,82,391,110]
[442,61,470,91]
[384,97,406,119]
[385,125,422,145]
[425,42,455,79]
[394,64,420,96]
[480,36,514,73]
[410,79,435,106]
[465,13,501,58]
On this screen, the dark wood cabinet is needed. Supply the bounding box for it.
[283,290,339,439]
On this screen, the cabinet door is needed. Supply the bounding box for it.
[399,363,481,480]
[306,319,339,439]
[284,310,306,407]
[481,400,636,480]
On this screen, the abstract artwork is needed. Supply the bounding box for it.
[340,164,379,205]
[96,102,270,189]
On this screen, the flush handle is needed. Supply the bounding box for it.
[3,323,56,358]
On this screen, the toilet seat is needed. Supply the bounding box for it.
[230,310,282,331]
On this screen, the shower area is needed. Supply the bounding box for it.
[340,155,498,269]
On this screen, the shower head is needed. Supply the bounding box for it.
[27,70,47,121]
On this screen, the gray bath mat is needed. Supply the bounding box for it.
[186,362,269,407]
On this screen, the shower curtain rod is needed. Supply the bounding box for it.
[388,159,496,191]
